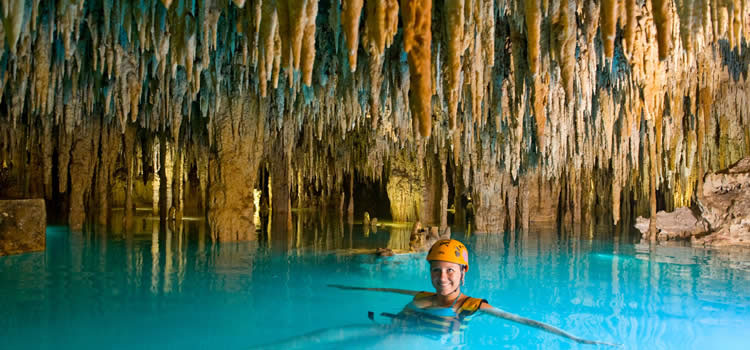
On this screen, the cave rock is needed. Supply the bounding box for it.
[635,207,707,242]
[0,199,46,256]
[694,157,750,247]
[637,157,750,247]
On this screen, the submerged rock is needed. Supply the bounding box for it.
[0,199,46,256]
[375,247,394,257]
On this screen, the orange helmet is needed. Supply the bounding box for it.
[426,239,469,271]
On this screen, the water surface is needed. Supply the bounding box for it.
[1,213,749,349]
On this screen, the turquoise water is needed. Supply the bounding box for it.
[2,214,750,349]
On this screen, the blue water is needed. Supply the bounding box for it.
[1,214,749,349]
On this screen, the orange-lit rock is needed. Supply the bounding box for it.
[653,0,672,60]
[0,0,747,243]
[342,0,364,72]
[600,0,618,59]
[442,0,464,128]
[401,0,433,137]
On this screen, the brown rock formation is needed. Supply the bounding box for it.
[342,0,364,72]
[636,157,750,247]
[401,0,433,137]
[0,1,747,241]
[0,199,46,256]
[68,119,99,231]
[208,93,265,241]
[635,207,708,241]
[387,148,423,222]
[694,157,750,247]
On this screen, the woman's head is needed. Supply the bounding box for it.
[426,240,469,296]
[426,239,469,271]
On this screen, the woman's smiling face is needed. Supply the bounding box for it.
[430,260,464,296]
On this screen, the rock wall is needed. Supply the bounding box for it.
[387,148,423,222]
[635,157,750,247]
[0,1,748,238]
[694,157,750,246]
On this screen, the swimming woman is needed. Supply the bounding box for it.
[250,239,616,348]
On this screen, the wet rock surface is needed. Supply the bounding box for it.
[635,207,708,242]
[408,221,450,252]
[637,157,750,247]
[694,158,750,247]
[0,199,46,256]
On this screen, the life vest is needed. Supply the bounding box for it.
[386,291,486,334]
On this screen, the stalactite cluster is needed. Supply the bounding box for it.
[0,0,748,238]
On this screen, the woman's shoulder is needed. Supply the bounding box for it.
[459,296,487,311]
[414,291,436,300]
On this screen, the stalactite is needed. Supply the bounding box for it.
[2,0,25,55]
[678,0,695,55]
[601,0,618,59]
[277,0,317,85]
[258,1,279,97]
[624,0,637,57]
[583,0,600,46]
[653,0,672,60]
[443,0,464,128]
[0,0,747,241]
[363,0,398,118]
[525,0,541,77]
[525,0,547,151]
[364,0,399,56]
[301,0,320,86]
[401,0,433,137]
[555,0,576,103]
[341,0,364,72]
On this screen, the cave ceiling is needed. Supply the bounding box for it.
[0,0,749,236]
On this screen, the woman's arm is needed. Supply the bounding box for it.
[480,303,619,346]
[327,284,420,296]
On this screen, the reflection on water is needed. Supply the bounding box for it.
[1,210,749,349]
[468,230,750,350]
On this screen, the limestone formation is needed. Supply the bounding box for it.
[387,149,424,222]
[694,157,750,247]
[635,207,708,242]
[342,0,364,72]
[0,0,747,239]
[636,157,750,247]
